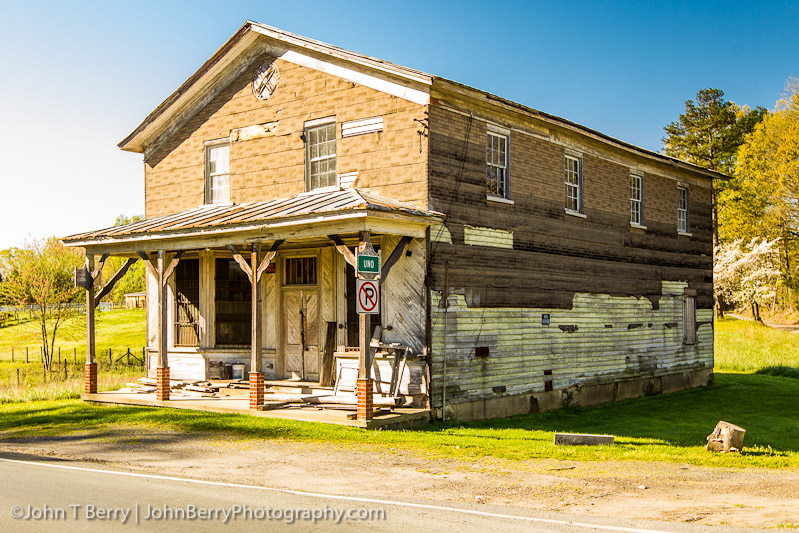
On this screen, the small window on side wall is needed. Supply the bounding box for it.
[630,173,643,226]
[486,130,509,199]
[205,140,230,204]
[565,155,583,214]
[677,186,689,233]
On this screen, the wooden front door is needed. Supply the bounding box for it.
[283,290,319,380]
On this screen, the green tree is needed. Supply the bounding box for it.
[0,238,83,371]
[663,88,766,316]
[731,80,799,304]
[102,214,145,304]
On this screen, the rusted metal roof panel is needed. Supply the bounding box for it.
[63,189,441,244]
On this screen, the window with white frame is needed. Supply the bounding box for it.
[486,131,509,198]
[305,121,336,190]
[630,173,643,225]
[205,140,230,204]
[565,155,582,213]
[678,186,689,233]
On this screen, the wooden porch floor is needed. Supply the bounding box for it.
[80,386,431,430]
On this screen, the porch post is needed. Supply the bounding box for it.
[357,231,374,422]
[84,255,97,394]
[156,250,170,401]
[249,242,264,408]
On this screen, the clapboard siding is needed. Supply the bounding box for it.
[427,103,714,311]
[429,281,712,408]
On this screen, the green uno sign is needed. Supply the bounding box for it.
[357,253,380,276]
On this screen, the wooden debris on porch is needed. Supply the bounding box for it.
[184,384,217,394]
[125,383,156,393]
[706,421,746,453]
[227,381,250,389]
[255,401,290,411]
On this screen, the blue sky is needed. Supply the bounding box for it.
[0,0,797,249]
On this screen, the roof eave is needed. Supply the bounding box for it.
[431,77,730,182]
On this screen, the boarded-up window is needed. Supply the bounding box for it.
[175,259,200,347]
[683,296,697,345]
[215,258,251,346]
[285,257,317,286]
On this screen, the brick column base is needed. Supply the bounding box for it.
[357,378,374,421]
[156,367,170,401]
[84,362,97,394]
[249,372,264,409]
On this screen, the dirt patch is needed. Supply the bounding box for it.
[2,426,798,529]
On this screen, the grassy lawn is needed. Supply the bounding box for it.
[0,308,146,358]
[0,313,796,469]
[0,308,146,402]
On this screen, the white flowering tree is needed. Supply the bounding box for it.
[714,238,781,321]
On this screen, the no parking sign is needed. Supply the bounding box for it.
[356,279,380,314]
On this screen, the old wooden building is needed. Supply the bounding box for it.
[64,21,718,421]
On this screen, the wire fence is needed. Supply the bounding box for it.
[0,346,146,366]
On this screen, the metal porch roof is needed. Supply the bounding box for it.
[63,189,442,246]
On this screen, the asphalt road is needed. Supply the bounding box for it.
[0,455,764,532]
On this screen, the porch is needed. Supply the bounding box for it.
[64,189,443,424]
[81,379,431,430]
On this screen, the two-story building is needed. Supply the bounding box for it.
[65,21,718,422]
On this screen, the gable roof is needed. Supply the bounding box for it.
[119,21,432,156]
[120,20,728,182]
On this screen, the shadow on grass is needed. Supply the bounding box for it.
[755,366,799,379]
[417,373,799,454]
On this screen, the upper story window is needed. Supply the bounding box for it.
[565,155,583,214]
[630,173,643,226]
[205,140,230,204]
[486,130,509,199]
[305,119,336,191]
[677,186,690,233]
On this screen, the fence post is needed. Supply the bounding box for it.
[74,347,77,365]
[16,368,20,387]
[127,349,130,366]
[26,347,29,363]
[109,348,112,367]
[63,359,67,381]
[58,347,61,364]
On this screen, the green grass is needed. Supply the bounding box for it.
[0,313,797,469]
[0,308,146,403]
[715,317,799,376]
[0,307,146,357]
[0,371,796,468]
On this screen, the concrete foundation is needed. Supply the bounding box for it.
[440,368,714,422]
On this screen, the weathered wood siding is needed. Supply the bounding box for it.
[430,282,713,409]
[426,93,715,413]
[380,236,427,354]
[144,54,428,217]
[427,102,714,311]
